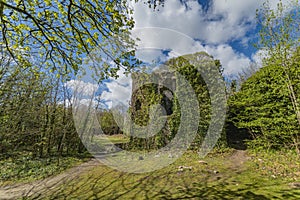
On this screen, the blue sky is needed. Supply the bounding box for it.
[129,0,269,75]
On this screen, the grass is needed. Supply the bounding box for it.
[29,149,300,199]
[93,134,130,145]
[249,149,300,179]
[1,134,300,199]
[0,135,128,186]
[0,153,89,186]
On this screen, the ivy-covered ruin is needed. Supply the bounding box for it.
[127,52,223,150]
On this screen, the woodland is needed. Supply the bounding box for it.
[0,0,300,199]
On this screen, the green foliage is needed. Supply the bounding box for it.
[97,110,122,135]
[256,0,300,132]
[0,0,136,77]
[0,56,86,158]
[228,49,300,150]
[232,0,300,151]
[256,0,300,56]
[127,52,225,150]
[125,69,174,149]
[0,0,139,163]
[167,55,212,148]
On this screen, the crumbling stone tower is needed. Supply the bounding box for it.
[127,67,178,149]
[131,67,177,121]
[127,52,218,150]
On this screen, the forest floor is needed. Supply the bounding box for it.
[0,149,299,199]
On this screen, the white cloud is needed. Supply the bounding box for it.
[132,27,205,54]
[205,44,251,75]
[128,0,294,76]
[131,27,252,76]
[135,48,169,64]
[100,69,132,109]
[131,0,294,40]
[251,49,269,67]
[65,80,98,96]
[64,80,99,108]
[66,0,297,113]
[130,0,269,44]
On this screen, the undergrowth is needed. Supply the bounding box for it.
[0,153,89,186]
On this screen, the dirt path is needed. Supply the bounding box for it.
[0,159,100,200]
[227,149,251,170]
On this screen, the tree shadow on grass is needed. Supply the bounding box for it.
[27,164,300,200]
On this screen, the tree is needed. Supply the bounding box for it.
[97,109,122,135]
[228,47,300,150]
[0,0,136,78]
[0,48,85,158]
[144,0,164,10]
[0,56,48,156]
[0,0,141,166]
[257,0,300,126]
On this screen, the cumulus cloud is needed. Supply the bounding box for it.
[129,0,291,76]
[135,48,169,64]
[251,49,269,67]
[205,44,251,75]
[64,80,99,108]
[65,69,132,110]
[65,80,98,96]
[131,27,253,75]
[131,0,257,44]
[100,69,132,109]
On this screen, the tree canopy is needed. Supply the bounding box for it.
[257,0,300,124]
[229,47,300,150]
[0,0,135,77]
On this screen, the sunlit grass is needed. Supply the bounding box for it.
[93,134,130,145]
[33,150,300,199]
